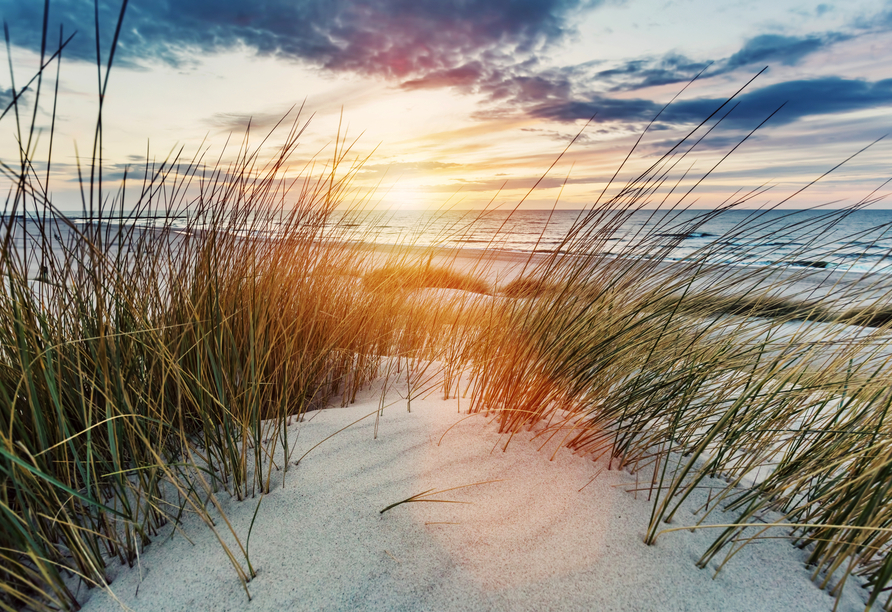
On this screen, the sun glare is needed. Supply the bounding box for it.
[383,183,429,210]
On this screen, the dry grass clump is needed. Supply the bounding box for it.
[0,15,478,605]
[465,119,892,608]
[473,249,892,608]
[500,276,563,298]
[658,293,892,328]
[364,260,492,295]
[0,149,420,609]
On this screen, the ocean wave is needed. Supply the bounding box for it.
[790,260,835,269]
[834,252,889,260]
[654,232,716,239]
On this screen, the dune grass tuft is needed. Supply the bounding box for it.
[500,276,562,298]
[364,260,492,295]
[0,10,482,606]
[464,139,892,610]
[658,293,892,328]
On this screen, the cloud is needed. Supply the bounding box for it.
[640,134,763,155]
[404,60,580,121]
[428,174,603,192]
[0,87,14,108]
[854,0,892,29]
[203,110,296,132]
[2,0,598,79]
[529,77,892,127]
[593,54,712,91]
[401,63,487,90]
[724,33,850,69]
[591,32,850,93]
[397,29,857,121]
[5,0,887,137]
[518,126,603,145]
[2,1,129,64]
[669,77,892,127]
[358,160,465,178]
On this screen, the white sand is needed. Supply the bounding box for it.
[78,377,870,612]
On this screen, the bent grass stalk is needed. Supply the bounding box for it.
[379,480,504,515]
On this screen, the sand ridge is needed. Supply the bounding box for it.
[78,378,869,612]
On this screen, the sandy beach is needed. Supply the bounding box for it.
[5,2,892,607]
[355,237,892,308]
[76,374,870,612]
[6,224,890,611]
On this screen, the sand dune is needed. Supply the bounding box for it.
[79,377,869,612]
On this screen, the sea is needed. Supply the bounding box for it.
[332,208,892,276]
[8,208,892,276]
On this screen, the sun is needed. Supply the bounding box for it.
[381,182,429,210]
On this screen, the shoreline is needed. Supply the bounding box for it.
[14,219,892,314]
[350,239,892,323]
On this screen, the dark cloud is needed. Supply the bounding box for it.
[398,29,854,118]
[0,85,33,115]
[2,1,127,63]
[641,134,763,154]
[724,33,850,69]
[403,60,578,119]
[203,111,295,132]
[4,0,886,136]
[668,77,892,127]
[528,96,656,123]
[530,77,892,127]
[854,0,892,29]
[2,0,596,78]
[592,32,849,93]
[0,87,14,108]
[594,53,711,91]
[477,71,576,112]
[401,63,487,90]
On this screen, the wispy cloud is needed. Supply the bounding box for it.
[854,0,892,30]
[203,111,298,132]
[519,127,602,145]
[0,87,14,108]
[586,31,852,93]
[725,33,850,69]
[396,28,877,128]
[592,54,712,92]
[529,77,892,127]
[357,160,465,179]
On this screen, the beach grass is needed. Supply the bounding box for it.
[500,275,563,298]
[0,131,491,608]
[465,147,892,610]
[0,20,481,604]
[364,261,493,295]
[3,4,892,612]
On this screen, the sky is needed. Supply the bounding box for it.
[1,0,892,211]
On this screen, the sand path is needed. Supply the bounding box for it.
[79,379,869,612]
